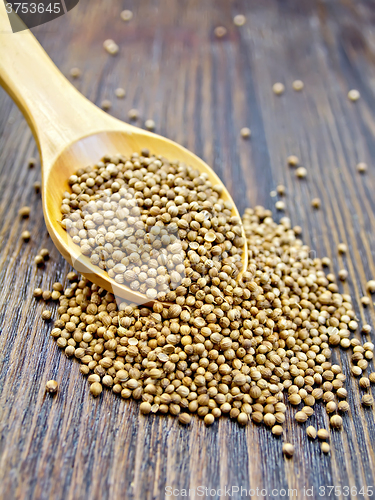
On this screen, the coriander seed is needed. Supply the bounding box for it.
[296,167,307,178]
[366,280,375,293]
[128,109,139,120]
[282,443,294,458]
[321,442,330,453]
[317,429,329,441]
[348,89,360,101]
[287,155,299,167]
[120,9,133,21]
[41,310,52,321]
[21,231,31,241]
[103,39,119,55]
[330,415,343,429]
[357,162,367,173]
[179,413,192,425]
[306,426,317,439]
[145,119,155,131]
[292,80,304,91]
[19,206,30,218]
[28,157,36,168]
[362,394,374,406]
[101,100,112,111]
[272,82,285,95]
[115,88,126,98]
[70,67,81,78]
[90,382,103,397]
[240,127,251,139]
[46,380,58,393]
[311,198,321,209]
[233,14,246,26]
[214,26,227,38]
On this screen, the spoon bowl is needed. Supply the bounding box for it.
[0,6,248,304]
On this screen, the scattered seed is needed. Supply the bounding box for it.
[292,80,304,91]
[41,310,52,321]
[115,88,126,98]
[46,380,58,393]
[101,100,112,111]
[321,442,331,453]
[338,401,350,412]
[330,415,343,429]
[214,26,227,38]
[361,296,370,306]
[33,288,43,298]
[28,157,36,168]
[275,200,285,211]
[369,373,375,384]
[338,269,348,281]
[40,248,50,260]
[90,382,103,397]
[204,414,215,426]
[348,89,360,101]
[128,108,139,120]
[179,413,192,425]
[296,167,307,178]
[33,181,41,193]
[295,411,308,423]
[34,255,44,267]
[287,155,299,167]
[140,401,152,414]
[240,127,251,139]
[272,82,285,95]
[311,198,321,209]
[362,324,372,334]
[306,426,317,439]
[271,425,283,436]
[42,290,51,301]
[120,9,133,21]
[366,280,375,293]
[276,184,285,195]
[103,39,119,55]
[21,230,31,241]
[233,14,246,26]
[145,119,155,130]
[362,394,374,406]
[357,162,367,174]
[70,67,81,78]
[282,443,294,458]
[19,206,30,218]
[317,429,329,441]
[337,243,347,254]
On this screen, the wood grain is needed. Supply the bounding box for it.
[1,0,375,499]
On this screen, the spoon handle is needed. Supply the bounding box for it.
[0,5,122,165]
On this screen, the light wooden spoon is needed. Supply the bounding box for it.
[0,6,248,304]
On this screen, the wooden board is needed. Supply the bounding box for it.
[1,0,375,498]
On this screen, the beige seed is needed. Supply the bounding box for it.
[317,429,329,441]
[348,89,360,101]
[21,231,31,241]
[233,14,246,26]
[214,26,227,38]
[295,411,308,423]
[204,414,215,426]
[276,184,285,195]
[321,442,331,454]
[330,415,343,429]
[28,157,37,168]
[115,88,126,98]
[46,380,58,393]
[101,100,112,111]
[306,426,317,439]
[272,82,285,95]
[275,201,285,211]
[337,243,347,254]
[366,280,375,293]
[103,39,119,55]
[145,119,155,131]
[40,248,49,260]
[338,269,348,281]
[311,198,321,209]
[33,288,43,298]
[33,181,41,193]
[120,9,133,21]
[19,206,30,218]
[296,167,307,178]
[240,127,251,139]
[362,394,374,406]
[140,402,152,414]
[70,67,81,78]
[338,401,350,412]
[90,382,103,397]
[41,310,51,321]
[128,109,139,120]
[357,162,367,173]
[292,80,304,91]
[271,425,283,436]
[287,155,299,167]
[178,413,192,425]
[282,443,294,458]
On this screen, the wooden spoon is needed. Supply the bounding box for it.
[0,7,248,304]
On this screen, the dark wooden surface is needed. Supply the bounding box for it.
[1,0,375,498]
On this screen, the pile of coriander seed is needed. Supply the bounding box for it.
[36,164,375,439]
[60,151,244,301]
